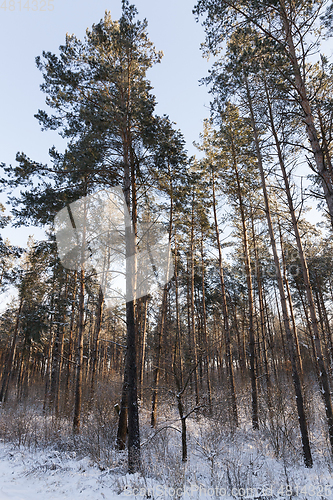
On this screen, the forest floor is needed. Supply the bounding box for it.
[1,397,333,499]
[0,426,333,500]
[0,443,127,499]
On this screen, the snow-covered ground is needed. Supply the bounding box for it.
[0,443,127,500]
[1,399,333,500]
[0,434,333,500]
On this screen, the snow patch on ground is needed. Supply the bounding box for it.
[0,443,126,500]
[1,416,333,500]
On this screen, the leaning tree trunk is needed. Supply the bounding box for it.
[246,78,313,467]
[279,0,333,229]
[264,78,333,457]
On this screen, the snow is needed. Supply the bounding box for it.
[0,401,333,499]
[0,444,125,500]
[0,430,333,500]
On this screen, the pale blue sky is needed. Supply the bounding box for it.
[1,0,331,248]
[0,0,211,165]
[0,0,212,245]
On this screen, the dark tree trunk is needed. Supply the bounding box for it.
[150,284,169,427]
[0,296,23,403]
[90,287,104,398]
[116,142,140,473]
[73,268,85,433]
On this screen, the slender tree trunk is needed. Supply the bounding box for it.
[173,237,183,388]
[246,78,313,467]
[211,169,238,425]
[116,356,128,450]
[200,234,212,412]
[73,268,85,433]
[150,284,169,427]
[65,271,78,405]
[43,296,56,414]
[0,295,23,402]
[177,393,187,462]
[317,108,333,181]
[139,296,148,402]
[317,279,333,367]
[265,77,333,457]
[190,195,200,406]
[250,206,274,420]
[53,273,70,414]
[278,220,304,382]
[150,173,173,427]
[90,287,104,397]
[232,146,258,429]
[279,0,333,229]
[273,286,287,365]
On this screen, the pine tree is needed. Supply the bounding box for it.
[2,1,185,473]
[194,0,333,228]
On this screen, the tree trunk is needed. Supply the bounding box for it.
[190,195,200,406]
[73,268,85,433]
[65,270,78,406]
[250,205,274,420]
[138,296,148,402]
[150,284,169,427]
[116,139,140,473]
[212,168,238,425]
[279,0,333,229]
[90,287,104,398]
[264,77,333,457]
[173,237,183,388]
[232,145,258,430]
[247,78,313,467]
[200,233,212,412]
[0,295,23,402]
[150,173,174,427]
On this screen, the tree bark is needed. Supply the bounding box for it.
[73,268,85,434]
[247,78,313,467]
[212,168,238,425]
[190,194,200,406]
[90,287,104,398]
[232,143,258,429]
[200,233,212,412]
[279,0,333,229]
[0,295,23,402]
